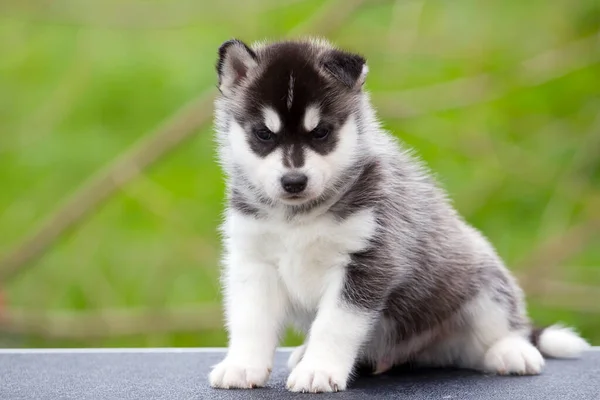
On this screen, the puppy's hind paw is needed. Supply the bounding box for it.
[484,336,545,376]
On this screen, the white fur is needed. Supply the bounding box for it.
[303,105,320,131]
[209,363,271,389]
[263,107,281,133]
[287,304,373,392]
[537,325,590,359]
[209,248,288,388]
[298,115,360,203]
[361,64,369,77]
[483,336,545,375]
[357,64,369,86]
[211,203,378,391]
[228,120,284,201]
[287,345,306,370]
[228,208,377,309]
[280,225,377,393]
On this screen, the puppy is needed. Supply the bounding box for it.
[208,38,590,392]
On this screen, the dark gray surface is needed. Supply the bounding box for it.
[1,348,599,399]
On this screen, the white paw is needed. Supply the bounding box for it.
[286,360,348,393]
[484,336,545,375]
[209,359,271,389]
[287,345,306,370]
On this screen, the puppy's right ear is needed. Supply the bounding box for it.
[216,39,258,97]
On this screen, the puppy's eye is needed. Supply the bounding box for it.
[311,126,330,140]
[254,127,274,142]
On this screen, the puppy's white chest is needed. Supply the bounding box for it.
[273,225,345,309]
[227,208,377,311]
[259,210,377,310]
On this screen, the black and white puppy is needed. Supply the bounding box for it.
[209,38,589,393]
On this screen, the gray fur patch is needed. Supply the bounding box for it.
[230,189,261,218]
[329,161,381,220]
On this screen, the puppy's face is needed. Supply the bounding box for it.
[216,39,368,206]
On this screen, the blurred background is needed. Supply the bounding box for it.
[0,0,599,349]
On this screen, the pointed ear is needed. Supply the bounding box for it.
[216,39,258,96]
[321,49,368,90]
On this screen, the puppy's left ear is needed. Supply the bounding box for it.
[321,49,368,90]
[216,39,258,96]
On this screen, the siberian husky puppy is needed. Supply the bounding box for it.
[209,38,589,393]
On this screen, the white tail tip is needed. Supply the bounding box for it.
[537,325,591,359]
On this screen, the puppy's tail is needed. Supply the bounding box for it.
[530,324,590,359]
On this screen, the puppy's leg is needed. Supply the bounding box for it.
[286,300,374,392]
[419,310,588,375]
[287,344,306,370]
[482,325,589,374]
[416,291,545,375]
[209,251,288,389]
[286,266,383,393]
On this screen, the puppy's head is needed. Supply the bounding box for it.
[215,38,368,206]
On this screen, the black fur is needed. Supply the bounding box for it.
[529,326,546,347]
[223,41,364,162]
[216,39,257,92]
[342,237,393,310]
[321,49,366,89]
[240,44,346,158]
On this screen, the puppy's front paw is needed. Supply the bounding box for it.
[286,360,348,393]
[209,360,271,389]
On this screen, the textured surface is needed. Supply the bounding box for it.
[1,348,599,399]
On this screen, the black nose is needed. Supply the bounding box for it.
[281,173,308,194]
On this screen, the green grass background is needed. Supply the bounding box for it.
[0,0,599,348]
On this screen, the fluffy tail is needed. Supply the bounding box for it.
[531,325,590,359]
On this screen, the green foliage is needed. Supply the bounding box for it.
[0,0,599,347]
